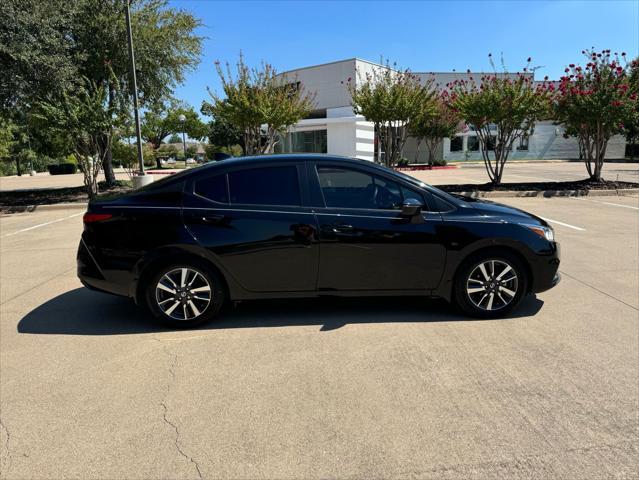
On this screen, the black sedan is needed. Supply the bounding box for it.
[78,154,560,327]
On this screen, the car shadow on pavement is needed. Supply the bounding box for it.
[17,287,544,336]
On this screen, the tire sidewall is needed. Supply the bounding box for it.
[454,251,528,319]
[145,261,225,328]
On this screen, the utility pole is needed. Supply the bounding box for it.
[125,0,152,187]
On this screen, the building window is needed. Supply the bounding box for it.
[276,129,327,154]
[517,136,529,151]
[483,135,497,150]
[467,136,480,151]
[450,136,463,152]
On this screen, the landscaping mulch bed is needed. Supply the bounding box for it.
[0,181,132,213]
[437,179,639,193]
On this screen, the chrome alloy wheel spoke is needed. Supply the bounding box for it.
[155,268,212,321]
[466,259,518,311]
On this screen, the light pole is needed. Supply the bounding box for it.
[124,0,152,187]
[178,114,187,161]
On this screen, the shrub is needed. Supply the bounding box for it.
[48,163,77,175]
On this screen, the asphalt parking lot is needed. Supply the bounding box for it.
[1,193,638,479]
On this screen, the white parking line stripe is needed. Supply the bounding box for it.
[539,217,586,231]
[571,197,639,211]
[1,212,84,238]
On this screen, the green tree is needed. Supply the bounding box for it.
[142,102,207,150]
[554,50,636,181]
[201,101,245,153]
[38,79,120,197]
[186,144,198,158]
[348,62,435,167]
[168,134,182,144]
[74,0,203,183]
[409,93,462,166]
[449,56,551,185]
[1,0,203,184]
[205,55,315,155]
[0,0,78,111]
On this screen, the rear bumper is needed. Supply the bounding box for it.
[77,239,129,297]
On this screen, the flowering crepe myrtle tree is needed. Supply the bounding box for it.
[348,62,436,167]
[205,55,315,155]
[409,92,463,166]
[623,58,639,160]
[448,57,552,186]
[554,50,637,181]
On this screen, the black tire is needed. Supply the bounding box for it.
[453,251,528,319]
[145,260,226,328]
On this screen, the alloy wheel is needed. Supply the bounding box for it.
[466,259,518,311]
[155,267,212,321]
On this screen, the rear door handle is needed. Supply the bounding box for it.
[201,214,226,224]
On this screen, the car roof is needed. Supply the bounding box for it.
[207,154,373,167]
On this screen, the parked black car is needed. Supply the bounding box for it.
[78,155,560,327]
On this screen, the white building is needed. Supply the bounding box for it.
[276,58,627,163]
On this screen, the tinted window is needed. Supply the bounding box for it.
[317,166,420,210]
[229,166,301,206]
[194,174,228,203]
[450,136,463,152]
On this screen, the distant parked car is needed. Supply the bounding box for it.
[166,158,176,165]
[77,154,560,328]
[186,158,196,164]
[212,152,232,161]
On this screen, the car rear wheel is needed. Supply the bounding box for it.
[145,262,225,328]
[454,252,527,318]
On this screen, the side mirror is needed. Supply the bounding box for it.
[401,197,423,216]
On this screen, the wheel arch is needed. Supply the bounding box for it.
[435,240,535,302]
[131,245,235,304]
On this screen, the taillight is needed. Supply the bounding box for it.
[83,213,113,223]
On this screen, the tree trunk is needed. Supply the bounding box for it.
[102,146,116,183]
[101,85,117,186]
[16,157,21,176]
[414,138,422,164]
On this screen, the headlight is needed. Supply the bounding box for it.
[523,224,554,242]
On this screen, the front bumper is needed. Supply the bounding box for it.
[529,242,561,293]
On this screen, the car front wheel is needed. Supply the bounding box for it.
[454,252,528,318]
[145,262,225,328]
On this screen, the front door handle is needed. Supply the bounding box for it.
[331,224,354,233]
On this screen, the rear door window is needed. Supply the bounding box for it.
[194,174,229,203]
[228,166,301,206]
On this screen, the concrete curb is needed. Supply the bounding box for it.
[451,188,639,198]
[1,202,88,214]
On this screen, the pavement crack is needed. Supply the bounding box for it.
[0,414,13,474]
[560,270,639,311]
[155,338,203,479]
